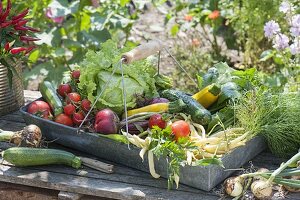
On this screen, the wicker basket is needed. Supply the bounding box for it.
[0,63,24,116]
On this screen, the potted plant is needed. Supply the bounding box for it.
[0,0,40,116]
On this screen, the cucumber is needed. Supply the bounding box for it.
[39,81,63,116]
[2,147,82,169]
[161,89,212,125]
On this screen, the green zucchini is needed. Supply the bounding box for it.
[2,147,82,169]
[161,89,212,125]
[39,81,63,116]
[168,99,187,113]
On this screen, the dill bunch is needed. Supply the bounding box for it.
[235,90,300,158]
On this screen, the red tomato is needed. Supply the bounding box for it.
[57,84,72,97]
[148,114,167,129]
[63,104,76,116]
[72,112,85,126]
[81,99,91,112]
[55,114,73,126]
[71,70,80,79]
[66,92,81,104]
[27,100,51,119]
[171,120,190,141]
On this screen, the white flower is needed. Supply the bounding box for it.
[290,14,300,37]
[290,40,300,55]
[264,20,281,38]
[279,1,294,13]
[273,34,289,50]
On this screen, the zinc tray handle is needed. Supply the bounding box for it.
[122,40,164,64]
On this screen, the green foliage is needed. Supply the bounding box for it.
[219,0,282,67]
[198,62,257,111]
[12,0,143,88]
[149,126,196,189]
[172,43,215,94]
[235,90,300,158]
[164,0,285,69]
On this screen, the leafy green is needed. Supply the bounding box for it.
[235,90,300,158]
[148,125,224,189]
[149,126,196,189]
[207,106,235,133]
[197,62,256,112]
[98,134,129,144]
[78,40,159,115]
[195,157,225,168]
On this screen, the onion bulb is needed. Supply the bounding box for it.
[10,124,42,147]
[254,168,269,181]
[284,175,300,193]
[224,176,244,197]
[251,180,273,199]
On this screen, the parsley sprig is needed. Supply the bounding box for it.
[149,126,197,189]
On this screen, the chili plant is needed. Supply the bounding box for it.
[0,0,40,87]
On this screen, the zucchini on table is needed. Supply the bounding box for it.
[2,147,82,169]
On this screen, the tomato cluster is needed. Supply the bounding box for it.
[28,70,93,127]
[54,70,92,127]
[148,114,191,141]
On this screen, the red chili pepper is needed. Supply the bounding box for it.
[11,18,26,25]
[16,19,28,26]
[25,46,36,54]
[0,21,10,28]
[25,26,40,32]
[4,42,10,51]
[0,0,11,22]
[14,26,29,31]
[20,36,40,42]
[12,8,29,21]
[10,47,27,54]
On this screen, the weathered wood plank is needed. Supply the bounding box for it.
[0,120,26,131]
[0,114,25,123]
[0,161,206,194]
[0,165,219,200]
[0,181,58,200]
[58,191,83,200]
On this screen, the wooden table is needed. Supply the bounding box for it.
[0,90,299,200]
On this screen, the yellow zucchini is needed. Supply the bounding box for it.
[126,99,186,117]
[127,103,169,117]
[192,84,221,108]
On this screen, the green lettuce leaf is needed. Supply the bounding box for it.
[78,40,159,115]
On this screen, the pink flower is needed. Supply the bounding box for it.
[45,8,64,24]
[91,0,100,8]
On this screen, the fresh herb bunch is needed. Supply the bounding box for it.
[0,0,39,86]
[149,126,197,189]
[235,89,300,158]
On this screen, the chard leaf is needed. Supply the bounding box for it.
[217,82,241,105]
[195,157,225,168]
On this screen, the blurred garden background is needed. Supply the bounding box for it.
[5,0,300,93]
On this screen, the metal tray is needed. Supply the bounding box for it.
[20,100,266,191]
